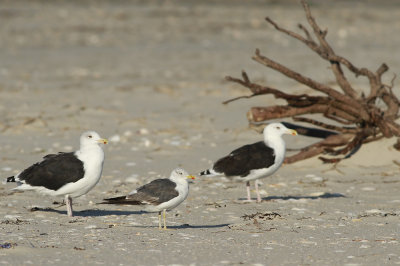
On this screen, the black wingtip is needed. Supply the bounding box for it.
[99,196,143,205]
[199,169,211,176]
[99,196,127,204]
[6,176,15,182]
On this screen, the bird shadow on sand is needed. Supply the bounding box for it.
[30,207,144,217]
[126,223,230,230]
[237,192,346,203]
[78,209,145,217]
[32,207,229,229]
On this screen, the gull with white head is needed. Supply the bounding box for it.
[200,123,297,202]
[102,168,195,229]
[6,131,108,217]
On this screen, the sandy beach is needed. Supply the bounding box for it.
[1,1,400,265]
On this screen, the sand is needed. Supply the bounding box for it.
[1,1,400,265]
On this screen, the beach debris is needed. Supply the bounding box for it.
[358,210,398,218]
[1,218,28,225]
[228,220,278,232]
[0,243,16,249]
[204,202,226,208]
[224,0,400,164]
[241,212,281,221]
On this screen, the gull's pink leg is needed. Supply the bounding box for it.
[246,181,252,201]
[255,180,262,203]
[65,195,74,217]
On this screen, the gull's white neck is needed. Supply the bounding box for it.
[80,143,102,152]
[264,133,286,163]
[170,175,189,188]
[170,175,189,202]
[76,144,104,163]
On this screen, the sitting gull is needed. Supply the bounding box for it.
[102,168,195,229]
[199,122,297,202]
[6,131,108,217]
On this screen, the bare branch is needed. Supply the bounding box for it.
[292,117,358,133]
[225,72,329,106]
[222,95,257,105]
[297,23,313,42]
[284,134,353,164]
[265,17,316,47]
[252,50,370,121]
[247,104,357,123]
[376,63,389,77]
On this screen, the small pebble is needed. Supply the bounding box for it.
[85,225,97,229]
[138,128,149,135]
[109,135,121,143]
[125,175,139,184]
[365,209,382,214]
[123,130,133,137]
[361,187,375,191]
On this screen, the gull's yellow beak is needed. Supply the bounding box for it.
[187,175,196,180]
[288,129,298,136]
[98,138,108,144]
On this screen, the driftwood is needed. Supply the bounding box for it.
[224,0,400,164]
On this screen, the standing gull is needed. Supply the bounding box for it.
[102,168,195,229]
[199,122,297,202]
[6,131,108,217]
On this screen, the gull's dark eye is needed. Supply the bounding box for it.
[276,126,281,129]
[88,135,92,139]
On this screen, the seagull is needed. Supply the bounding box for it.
[6,131,108,217]
[101,168,195,229]
[199,122,297,202]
